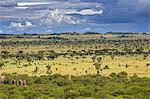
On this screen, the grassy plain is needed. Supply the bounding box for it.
[0,33,150,77]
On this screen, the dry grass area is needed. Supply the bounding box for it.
[1,55,150,77]
[0,33,150,77]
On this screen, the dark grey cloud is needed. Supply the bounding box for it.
[83,0,150,24]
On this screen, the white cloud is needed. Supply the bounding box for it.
[60,8,103,15]
[40,8,102,27]
[17,2,51,6]
[0,0,103,21]
[63,16,76,24]
[1,0,103,31]
[81,27,91,32]
[40,9,63,25]
[65,9,103,15]
[14,6,28,9]
[10,22,25,28]
[47,29,52,32]
[25,21,33,27]
[79,9,103,15]
[9,21,34,30]
[40,9,86,26]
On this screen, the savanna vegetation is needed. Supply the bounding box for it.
[0,32,150,98]
[0,72,150,99]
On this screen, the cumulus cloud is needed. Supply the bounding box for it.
[25,21,33,27]
[40,9,86,26]
[10,22,25,28]
[9,21,34,30]
[39,8,103,26]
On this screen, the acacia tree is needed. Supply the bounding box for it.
[27,57,33,66]
[145,63,150,72]
[33,67,39,74]
[143,54,148,60]
[92,56,96,62]
[46,65,52,74]
[16,50,24,66]
[1,51,9,59]
[97,57,102,62]
[47,51,58,60]
[36,51,44,60]
[94,62,102,75]
[0,62,4,70]
[111,54,115,60]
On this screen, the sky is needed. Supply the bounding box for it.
[0,0,150,34]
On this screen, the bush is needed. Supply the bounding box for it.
[0,93,8,99]
[0,72,149,98]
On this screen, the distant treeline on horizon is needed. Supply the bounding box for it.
[0,32,149,35]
